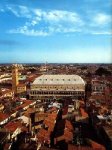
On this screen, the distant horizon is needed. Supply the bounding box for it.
[0,0,111,63]
[0,62,111,65]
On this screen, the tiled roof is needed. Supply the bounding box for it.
[64,128,73,142]
[65,120,74,131]
[14,100,32,111]
[27,74,40,82]
[1,89,13,95]
[54,135,65,143]
[80,108,88,118]
[43,112,57,131]
[90,95,105,101]
[24,107,36,117]
[54,119,74,143]
[0,112,9,122]
[37,111,58,144]
[17,83,26,87]
[4,121,27,132]
[54,129,73,143]
[33,75,85,85]
[37,128,50,143]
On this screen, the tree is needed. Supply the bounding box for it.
[95,67,111,76]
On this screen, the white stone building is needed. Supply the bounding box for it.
[30,75,85,100]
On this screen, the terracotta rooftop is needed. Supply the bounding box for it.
[80,108,88,118]
[36,111,58,144]
[54,128,73,143]
[54,135,65,143]
[1,89,12,95]
[44,118,56,132]
[37,128,50,143]
[43,112,57,131]
[4,121,27,132]
[17,83,26,87]
[54,119,74,144]
[47,112,57,119]
[65,120,74,131]
[0,112,9,122]
[90,95,105,101]
[24,107,36,117]
[14,100,32,111]
[64,128,73,142]
[27,74,40,82]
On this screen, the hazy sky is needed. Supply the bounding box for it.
[0,0,111,63]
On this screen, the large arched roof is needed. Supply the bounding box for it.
[32,75,85,85]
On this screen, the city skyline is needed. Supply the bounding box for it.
[0,0,111,63]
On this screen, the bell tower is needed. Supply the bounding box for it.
[12,64,19,94]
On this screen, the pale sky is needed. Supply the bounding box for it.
[0,0,111,63]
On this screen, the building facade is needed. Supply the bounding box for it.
[17,84,26,94]
[30,75,85,100]
[91,79,106,94]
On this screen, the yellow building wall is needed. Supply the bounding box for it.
[12,65,19,93]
